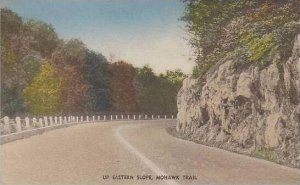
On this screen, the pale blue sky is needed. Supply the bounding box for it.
[1,0,195,74]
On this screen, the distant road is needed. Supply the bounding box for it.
[1,120,299,185]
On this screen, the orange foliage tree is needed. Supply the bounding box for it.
[108,61,139,112]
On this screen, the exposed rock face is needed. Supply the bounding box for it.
[177,37,300,168]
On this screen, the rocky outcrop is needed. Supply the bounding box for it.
[176,36,300,168]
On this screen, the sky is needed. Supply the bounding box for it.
[1,0,195,74]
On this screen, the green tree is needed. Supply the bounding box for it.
[25,20,59,57]
[135,66,186,114]
[24,63,63,115]
[84,50,112,111]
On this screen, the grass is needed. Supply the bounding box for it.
[251,147,278,162]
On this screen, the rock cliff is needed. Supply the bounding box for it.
[176,36,300,168]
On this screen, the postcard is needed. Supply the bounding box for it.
[0,0,299,185]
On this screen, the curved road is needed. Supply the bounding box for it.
[1,120,299,185]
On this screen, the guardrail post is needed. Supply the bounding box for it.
[134,115,136,120]
[104,115,106,120]
[172,115,174,119]
[25,117,30,130]
[165,115,167,119]
[76,116,78,122]
[86,116,89,122]
[54,116,58,125]
[44,116,48,126]
[93,116,95,121]
[37,118,42,127]
[116,115,118,120]
[32,118,37,127]
[121,114,123,120]
[111,115,113,120]
[15,117,22,132]
[80,116,83,122]
[59,116,62,124]
[3,116,10,134]
[64,116,67,124]
[49,116,53,126]
[152,115,154,119]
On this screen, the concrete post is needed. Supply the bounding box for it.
[93,116,95,121]
[139,114,141,119]
[116,115,118,120]
[87,116,89,122]
[145,115,147,119]
[37,118,42,127]
[49,116,53,126]
[3,116,10,134]
[59,116,62,124]
[98,116,100,120]
[76,116,78,122]
[111,115,113,120]
[64,116,67,124]
[32,118,36,128]
[54,116,58,125]
[15,117,22,132]
[152,115,154,119]
[127,115,130,120]
[158,115,160,119]
[172,115,174,119]
[25,117,30,130]
[81,116,83,122]
[165,115,167,119]
[44,116,48,127]
[104,115,106,120]
[121,115,123,120]
[134,115,136,120]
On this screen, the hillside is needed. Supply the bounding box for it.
[177,0,300,168]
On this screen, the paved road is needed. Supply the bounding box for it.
[1,120,299,185]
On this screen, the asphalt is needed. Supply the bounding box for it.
[1,120,299,185]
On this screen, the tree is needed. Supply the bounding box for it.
[51,39,88,113]
[24,63,63,115]
[24,20,59,57]
[109,61,139,112]
[135,66,186,114]
[84,50,112,111]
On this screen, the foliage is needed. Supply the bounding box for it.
[252,147,278,162]
[183,0,300,77]
[1,8,186,116]
[109,61,139,112]
[51,39,88,113]
[135,66,186,114]
[24,63,63,115]
[25,20,59,57]
[84,50,112,111]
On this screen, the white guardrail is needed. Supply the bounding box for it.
[0,114,175,144]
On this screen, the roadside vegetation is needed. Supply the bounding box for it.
[1,9,186,116]
[181,0,300,77]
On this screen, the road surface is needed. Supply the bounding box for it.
[1,120,299,185]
